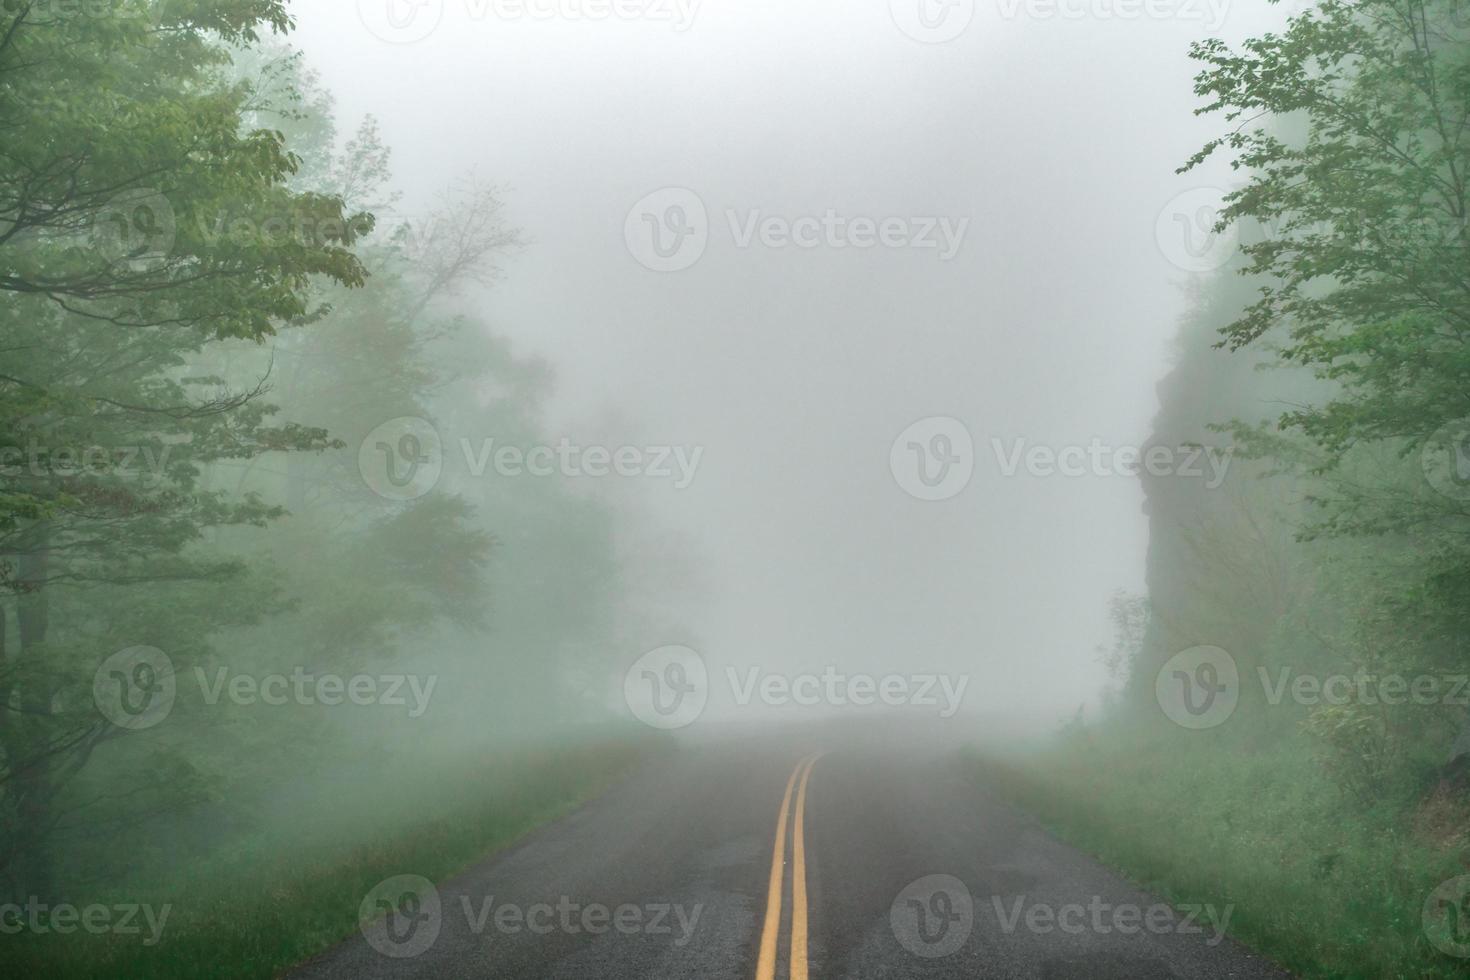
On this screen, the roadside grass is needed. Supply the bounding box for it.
[7,732,662,980]
[970,726,1470,979]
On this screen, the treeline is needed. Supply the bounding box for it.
[1127,0,1470,808]
[1011,2,1470,975]
[0,0,647,929]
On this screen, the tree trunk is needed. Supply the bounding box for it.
[14,525,54,901]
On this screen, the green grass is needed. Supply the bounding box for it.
[970,727,1470,979]
[6,733,661,980]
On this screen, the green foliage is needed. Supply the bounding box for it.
[1184,0,1470,535]
[0,12,638,947]
[0,1,369,339]
[974,733,1469,979]
[1058,9,1470,976]
[1,735,656,980]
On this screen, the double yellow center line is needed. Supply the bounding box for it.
[755,753,823,980]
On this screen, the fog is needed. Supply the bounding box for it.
[289,1,1285,730]
[29,2,1469,975]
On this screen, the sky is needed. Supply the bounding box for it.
[286,0,1293,730]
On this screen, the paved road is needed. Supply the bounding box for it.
[290,722,1291,979]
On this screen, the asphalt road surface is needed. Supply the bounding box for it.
[290,722,1292,979]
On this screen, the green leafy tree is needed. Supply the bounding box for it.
[0,4,370,897]
[0,0,368,337]
[1186,0,1468,499]
[1182,0,1470,775]
[1186,1,1469,597]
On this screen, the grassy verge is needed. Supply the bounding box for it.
[970,728,1470,979]
[8,732,662,980]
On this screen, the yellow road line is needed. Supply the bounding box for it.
[755,755,815,980]
[790,754,820,980]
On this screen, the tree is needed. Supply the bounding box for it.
[1185,1,1469,593]
[0,4,371,897]
[1183,0,1470,768]
[1186,0,1468,480]
[0,0,369,337]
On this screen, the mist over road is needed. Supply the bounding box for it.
[292,722,1291,979]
